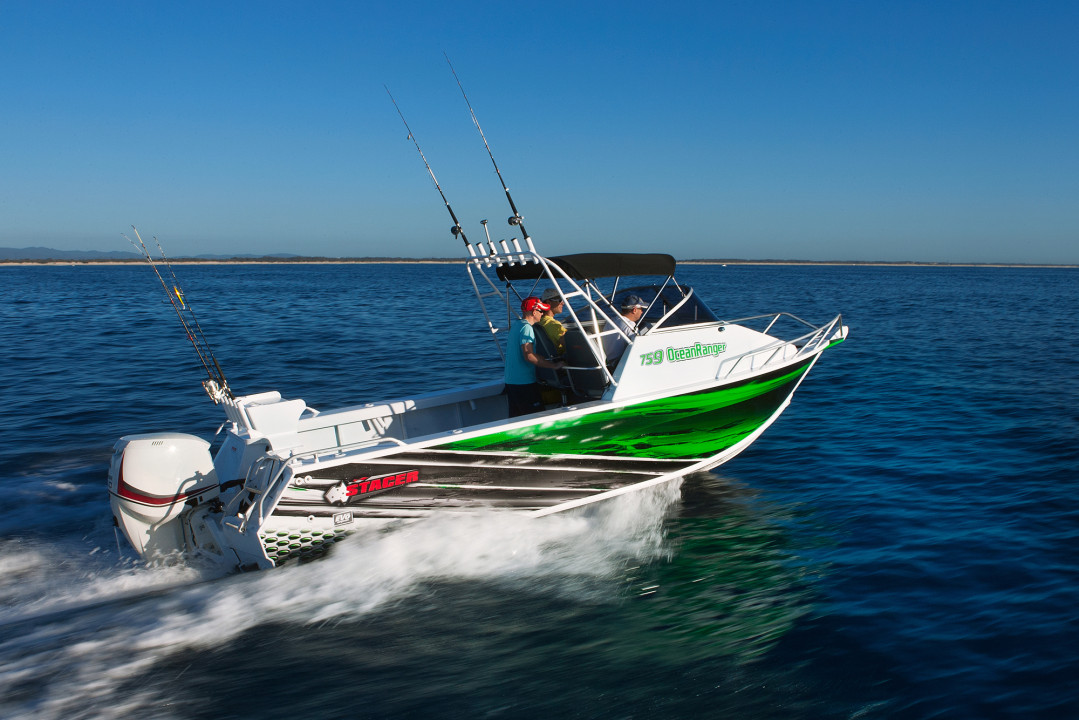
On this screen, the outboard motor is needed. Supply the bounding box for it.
[108,433,219,558]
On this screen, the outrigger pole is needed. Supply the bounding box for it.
[123,226,232,402]
[444,54,531,243]
[385,86,471,247]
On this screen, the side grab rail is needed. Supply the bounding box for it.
[716,314,843,380]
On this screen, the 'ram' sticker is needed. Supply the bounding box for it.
[324,470,420,506]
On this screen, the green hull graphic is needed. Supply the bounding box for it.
[441,358,814,460]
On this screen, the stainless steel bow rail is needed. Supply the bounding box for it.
[716,312,846,379]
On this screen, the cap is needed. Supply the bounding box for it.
[521,297,551,314]
[541,287,563,303]
[621,294,647,310]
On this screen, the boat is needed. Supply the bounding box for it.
[108,86,848,572]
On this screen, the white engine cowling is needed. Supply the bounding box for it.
[108,433,219,558]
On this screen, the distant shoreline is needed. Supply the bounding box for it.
[2,258,1076,269]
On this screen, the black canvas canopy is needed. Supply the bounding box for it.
[496,252,676,282]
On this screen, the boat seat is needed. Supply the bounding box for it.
[562,328,609,399]
[531,323,565,388]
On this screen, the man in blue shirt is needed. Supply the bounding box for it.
[505,296,565,417]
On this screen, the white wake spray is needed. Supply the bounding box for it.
[0,479,681,720]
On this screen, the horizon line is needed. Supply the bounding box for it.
[2,257,1077,269]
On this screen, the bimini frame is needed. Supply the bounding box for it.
[464,236,683,392]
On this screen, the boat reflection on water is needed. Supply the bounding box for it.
[590,471,820,666]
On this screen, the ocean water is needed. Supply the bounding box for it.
[1,262,1076,719]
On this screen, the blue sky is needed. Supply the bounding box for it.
[2,1,1076,262]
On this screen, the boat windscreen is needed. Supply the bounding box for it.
[615,286,719,328]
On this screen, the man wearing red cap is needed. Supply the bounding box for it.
[505,297,565,417]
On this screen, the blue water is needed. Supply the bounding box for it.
[1,262,1076,719]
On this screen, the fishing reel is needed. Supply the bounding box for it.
[508,215,522,226]
[202,378,231,404]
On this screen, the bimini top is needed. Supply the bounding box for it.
[496,252,676,282]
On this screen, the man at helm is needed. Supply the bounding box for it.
[505,296,565,417]
[602,294,647,366]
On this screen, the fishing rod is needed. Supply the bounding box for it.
[385,86,471,247]
[123,226,232,402]
[150,233,231,396]
[123,228,211,374]
[444,53,530,243]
